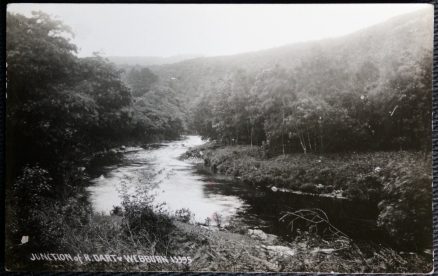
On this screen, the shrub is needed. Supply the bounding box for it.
[343,172,384,201]
[212,212,223,228]
[11,165,54,206]
[8,165,55,245]
[343,186,367,201]
[318,167,335,186]
[377,159,432,250]
[323,185,334,193]
[120,194,174,246]
[34,196,91,249]
[111,206,123,216]
[175,208,194,223]
[300,183,318,194]
[288,179,301,190]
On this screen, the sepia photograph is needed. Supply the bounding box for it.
[4,3,434,273]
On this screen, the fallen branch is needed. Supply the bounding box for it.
[279,208,350,240]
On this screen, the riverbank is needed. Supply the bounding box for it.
[7,183,432,272]
[6,139,431,272]
[182,142,430,202]
[172,221,431,272]
[11,210,431,273]
[182,142,432,252]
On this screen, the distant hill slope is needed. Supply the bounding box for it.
[107,55,201,67]
[147,8,432,101]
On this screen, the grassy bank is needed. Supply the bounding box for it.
[183,143,430,201]
[182,142,432,251]
[7,204,432,273]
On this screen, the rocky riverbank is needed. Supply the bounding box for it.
[171,221,431,273]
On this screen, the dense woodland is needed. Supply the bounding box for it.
[6,12,185,182]
[6,11,185,253]
[187,57,431,154]
[146,9,433,155]
[5,9,433,271]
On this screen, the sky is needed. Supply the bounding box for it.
[7,4,432,58]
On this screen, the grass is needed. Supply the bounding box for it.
[184,143,430,201]
[6,195,432,273]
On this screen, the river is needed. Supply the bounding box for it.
[87,135,245,223]
[86,135,383,242]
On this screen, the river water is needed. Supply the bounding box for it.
[86,135,382,241]
[87,135,245,223]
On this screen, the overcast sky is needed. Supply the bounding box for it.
[7,4,431,58]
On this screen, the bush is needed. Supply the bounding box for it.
[175,208,194,223]
[6,169,93,272]
[34,197,91,248]
[377,160,432,250]
[8,165,55,245]
[343,186,367,201]
[121,196,174,246]
[111,206,123,216]
[11,165,54,205]
[300,183,318,194]
[344,173,383,201]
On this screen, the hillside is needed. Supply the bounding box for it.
[147,8,432,103]
[107,55,201,68]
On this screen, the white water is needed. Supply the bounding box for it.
[87,135,244,224]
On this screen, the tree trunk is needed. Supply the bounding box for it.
[282,110,285,155]
[307,131,312,152]
[298,132,307,154]
[319,122,323,155]
[250,125,253,148]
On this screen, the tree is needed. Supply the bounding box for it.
[126,67,158,97]
[254,66,296,154]
[6,12,136,183]
[7,11,79,179]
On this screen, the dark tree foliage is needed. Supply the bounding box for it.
[7,11,83,181]
[130,84,184,141]
[6,11,185,250]
[377,158,432,250]
[125,67,158,97]
[189,52,432,156]
[6,11,185,181]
